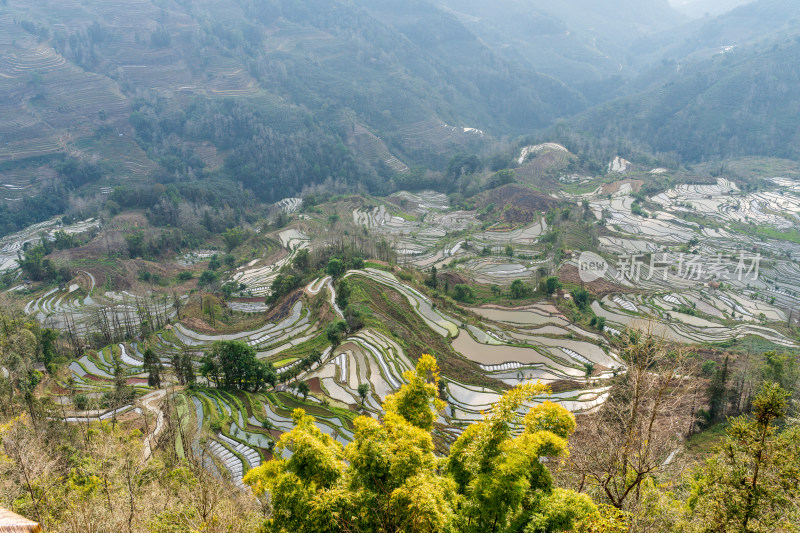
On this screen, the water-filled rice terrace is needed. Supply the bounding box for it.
[7,161,800,488]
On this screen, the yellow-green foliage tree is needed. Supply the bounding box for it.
[245,355,629,533]
[684,382,800,532]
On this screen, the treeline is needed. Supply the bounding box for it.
[696,348,800,430]
[16,229,98,283]
[107,181,253,251]
[57,293,178,352]
[128,97,383,204]
[55,158,104,189]
[0,185,69,237]
[17,244,71,284]
[0,155,107,238]
[200,340,277,392]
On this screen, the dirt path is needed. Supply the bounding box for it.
[139,389,167,460]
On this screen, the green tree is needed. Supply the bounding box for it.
[326,258,345,279]
[201,294,221,325]
[335,278,350,309]
[495,169,515,186]
[293,248,310,271]
[325,320,348,347]
[761,350,799,395]
[39,328,58,371]
[426,266,438,289]
[220,281,239,299]
[222,227,246,252]
[267,274,301,304]
[343,304,365,331]
[357,383,370,407]
[707,354,730,422]
[686,382,800,531]
[447,153,482,180]
[171,349,196,386]
[545,277,562,295]
[510,279,528,299]
[17,245,47,281]
[447,381,593,532]
[124,231,145,259]
[198,270,218,287]
[383,354,444,431]
[244,355,457,533]
[200,340,276,392]
[572,288,592,311]
[297,381,310,401]
[453,284,474,303]
[142,347,163,389]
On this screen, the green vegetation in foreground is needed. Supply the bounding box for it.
[244,355,629,532]
[685,422,729,457]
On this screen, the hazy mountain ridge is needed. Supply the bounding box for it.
[436,0,685,86]
[566,4,800,163]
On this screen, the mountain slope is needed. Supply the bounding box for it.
[570,36,800,161]
[0,0,592,223]
[436,0,685,85]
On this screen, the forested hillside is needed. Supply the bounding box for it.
[439,0,684,87]
[0,0,597,235]
[569,36,800,162]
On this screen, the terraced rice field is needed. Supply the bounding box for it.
[28,280,178,341]
[461,258,544,284]
[518,143,569,165]
[68,344,149,392]
[396,119,484,152]
[229,229,308,296]
[0,217,99,271]
[275,197,303,213]
[349,124,409,173]
[468,305,570,327]
[591,196,697,244]
[445,378,610,427]
[345,268,459,337]
[352,201,478,266]
[173,301,313,355]
[308,328,413,407]
[471,217,548,248]
[651,178,800,231]
[188,385,362,484]
[0,25,132,161]
[591,294,799,347]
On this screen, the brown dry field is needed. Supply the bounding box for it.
[601,179,643,195]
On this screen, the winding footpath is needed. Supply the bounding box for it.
[140,389,167,460]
